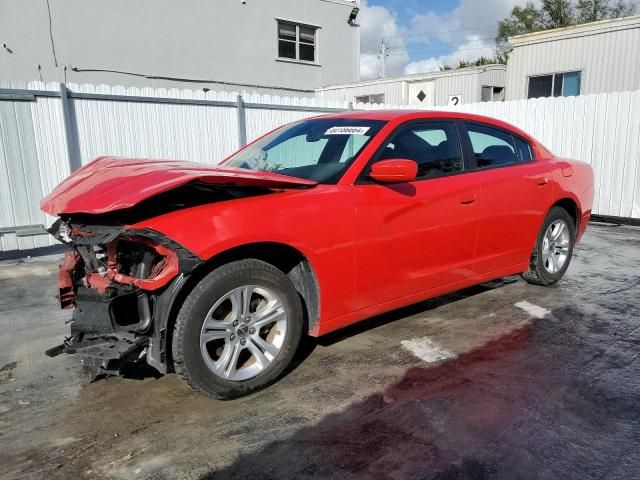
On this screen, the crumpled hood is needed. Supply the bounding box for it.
[41,156,317,215]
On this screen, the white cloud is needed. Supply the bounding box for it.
[359,0,533,77]
[358,0,409,79]
[404,35,497,74]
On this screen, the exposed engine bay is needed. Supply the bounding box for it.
[43,182,277,378]
[47,218,202,377]
[38,156,318,382]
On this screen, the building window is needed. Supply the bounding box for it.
[278,21,317,62]
[355,93,385,104]
[481,86,505,102]
[528,71,581,99]
[481,86,492,102]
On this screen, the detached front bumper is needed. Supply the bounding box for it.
[47,221,201,377]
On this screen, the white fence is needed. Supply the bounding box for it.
[442,92,640,225]
[0,82,639,253]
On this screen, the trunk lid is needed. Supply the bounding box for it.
[41,156,317,215]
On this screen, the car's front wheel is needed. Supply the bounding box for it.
[521,206,575,286]
[172,259,303,399]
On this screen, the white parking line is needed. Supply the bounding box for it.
[515,301,551,319]
[400,337,457,364]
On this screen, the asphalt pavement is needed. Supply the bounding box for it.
[0,223,638,480]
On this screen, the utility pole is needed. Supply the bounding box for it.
[378,38,388,79]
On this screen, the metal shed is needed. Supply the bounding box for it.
[506,15,640,100]
[315,64,507,107]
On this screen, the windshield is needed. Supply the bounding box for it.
[225,118,386,183]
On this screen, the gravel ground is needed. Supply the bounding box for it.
[0,223,638,480]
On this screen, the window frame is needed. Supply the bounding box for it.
[527,70,582,99]
[355,93,385,104]
[356,119,470,184]
[460,121,536,172]
[276,19,319,65]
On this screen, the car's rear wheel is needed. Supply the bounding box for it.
[521,206,575,286]
[172,259,303,399]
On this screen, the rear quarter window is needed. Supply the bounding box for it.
[514,136,533,162]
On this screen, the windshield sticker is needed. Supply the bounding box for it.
[325,126,371,135]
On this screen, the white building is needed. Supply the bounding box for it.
[506,15,640,100]
[0,0,360,96]
[315,64,507,107]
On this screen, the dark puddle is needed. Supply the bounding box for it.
[202,305,640,480]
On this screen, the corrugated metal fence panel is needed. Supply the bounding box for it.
[30,82,72,244]
[441,91,640,218]
[1,83,640,252]
[70,83,239,166]
[0,82,66,251]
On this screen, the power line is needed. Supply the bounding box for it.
[361,25,500,54]
[387,44,497,57]
[361,39,497,63]
[388,42,498,57]
[392,35,498,49]
[381,23,498,40]
[361,42,497,65]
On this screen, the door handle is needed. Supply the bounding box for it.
[535,177,549,186]
[460,195,477,205]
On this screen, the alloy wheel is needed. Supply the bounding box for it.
[541,219,571,274]
[199,285,288,381]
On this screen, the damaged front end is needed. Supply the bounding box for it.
[40,156,316,379]
[47,219,201,378]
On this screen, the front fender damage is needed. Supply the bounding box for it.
[46,219,202,378]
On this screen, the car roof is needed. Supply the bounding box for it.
[317,110,425,120]
[314,110,534,141]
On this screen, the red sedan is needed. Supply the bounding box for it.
[41,110,594,398]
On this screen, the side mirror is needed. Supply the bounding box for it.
[369,159,417,183]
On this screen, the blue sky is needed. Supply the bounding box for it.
[358,0,526,78]
[370,0,455,16]
[360,0,640,78]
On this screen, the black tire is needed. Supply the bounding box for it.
[172,259,303,399]
[521,206,576,286]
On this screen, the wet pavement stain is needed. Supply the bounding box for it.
[0,224,639,480]
[206,307,640,480]
[0,361,17,385]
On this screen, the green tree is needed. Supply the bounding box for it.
[609,0,637,17]
[440,55,507,71]
[447,0,634,72]
[496,2,546,44]
[496,0,636,44]
[576,0,636,21]
[541,0,575,27]
[577,0,615,21]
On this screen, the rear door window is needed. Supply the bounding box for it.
[466,123,519,168]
